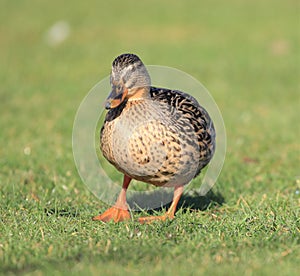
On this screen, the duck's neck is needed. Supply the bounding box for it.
[127,87,151,102]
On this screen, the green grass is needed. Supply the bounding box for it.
[0,0,299,275]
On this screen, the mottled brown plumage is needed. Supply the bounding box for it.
[101,87,215,186]
[93,53,215,223]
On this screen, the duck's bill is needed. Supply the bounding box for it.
[105,87,128,109]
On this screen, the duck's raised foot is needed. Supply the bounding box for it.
[92,207,131,223]
[138,213,175,224]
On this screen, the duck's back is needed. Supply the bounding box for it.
[100,87,215,187]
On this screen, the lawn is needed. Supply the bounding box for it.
[0,0,299,275]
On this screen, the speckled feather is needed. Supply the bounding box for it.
[100,86,215,187]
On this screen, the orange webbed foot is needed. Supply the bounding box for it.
[92,207,131,223]
[138,185,184,224]
[138,213,174,224]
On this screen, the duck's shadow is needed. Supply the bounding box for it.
[178,190,225,211]
[43,190,225,218]
[129,189,225,215]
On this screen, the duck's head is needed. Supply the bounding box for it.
[105,53,151,109]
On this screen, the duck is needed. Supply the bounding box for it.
[92,53,215,223]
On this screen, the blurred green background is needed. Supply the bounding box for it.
[0,0,299,275]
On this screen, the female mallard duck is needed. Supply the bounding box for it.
[93,53,215,223]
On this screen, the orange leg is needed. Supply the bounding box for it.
[92,175,131,223]
[138,185,184,224]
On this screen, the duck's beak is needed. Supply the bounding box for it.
[105,85,128,109]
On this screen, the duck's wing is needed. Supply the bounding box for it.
[150,87,216,177]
